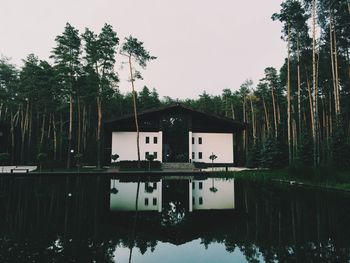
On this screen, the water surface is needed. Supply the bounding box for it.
[1,175,350,262]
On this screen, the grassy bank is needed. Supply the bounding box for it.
[211,168,350,191]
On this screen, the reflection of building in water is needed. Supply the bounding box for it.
[190,179,235,211]
[109,178,234,212]
[110,180,162,212]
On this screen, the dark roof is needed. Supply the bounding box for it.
[105,103,247,132]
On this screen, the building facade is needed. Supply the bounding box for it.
[105,103,246,164]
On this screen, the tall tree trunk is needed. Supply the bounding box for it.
[329,15,338,117]
[271,87,278,138]
[128,55,141,167]
[297,37,302,144]
[333,26,341,115]
[67,95,73,169]
[10,111,15,164]
[249,96,256,144]
[243,98,247,158]
[287,24,292,166]
[77,93,81,155]
[27,102,32,163]
[262,96,270,138]
[40,110,46,152]
[312,0,319,166]
[96,96,102,169]
[52,114,57,160]
[59,112,63,161]
[306,74,314,132]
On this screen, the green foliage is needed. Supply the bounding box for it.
[118,160,161,171]
[37,153,48,162]
[0,153,10,165]
[297,131,313,166]
[146,154,155,162]
[111,154,119,162]
[246,143,261,168]
[260,137,287,169]
[209,154,218,162]
[121,36,156,68]
[331,121,350,169]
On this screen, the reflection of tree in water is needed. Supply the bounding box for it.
[161,201,187,226]
[1,177,350,262]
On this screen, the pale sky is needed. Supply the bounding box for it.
[1,0,286,99]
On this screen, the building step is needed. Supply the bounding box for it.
[162,162,196,171]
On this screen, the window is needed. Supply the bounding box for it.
[153,152,157,159]
[146,136,150,144]
[153,137,158,144]
[192,137,194,144]
[192,197,195,205]
[192,152,195,159]
[198,152,203,159]
[145,152,149,159]
[145,198,149,206]
[153,182,157,189]
[192,182,195,189]
[198,137,202,144]
[153,198,157,206]
[199,182,203,189]
[199,197,203,205]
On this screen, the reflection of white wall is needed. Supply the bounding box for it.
[111,131,162,162]
[110,180,162,212]
[191,133,233,163]
[191,179,235,210]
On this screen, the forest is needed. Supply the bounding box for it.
[0,0,349,169]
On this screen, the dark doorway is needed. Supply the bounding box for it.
[162,114,189,162]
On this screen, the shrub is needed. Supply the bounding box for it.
[119,160,161,170]
[260,137,287,168]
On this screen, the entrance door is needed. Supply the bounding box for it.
[162,115,189,162]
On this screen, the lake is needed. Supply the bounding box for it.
[1,174,350,262]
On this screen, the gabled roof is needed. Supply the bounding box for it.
[105,103,247,132]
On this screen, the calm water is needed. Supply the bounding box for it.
[1,175,350,262]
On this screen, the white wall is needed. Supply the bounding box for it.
[191,132,234,163]
[111,131,162,162]
[110,180,162,212]
[191,178,235,210]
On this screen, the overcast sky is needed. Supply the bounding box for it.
[1,0,286,99]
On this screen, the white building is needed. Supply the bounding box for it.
[110,179,162,212]
[105,103,246,164]
[189,178,235,211]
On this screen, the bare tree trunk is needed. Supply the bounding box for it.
[96,96,102,169]
[333,26,341,115]
[10,111,15,164]
[59,112,63,161]
[231,103,235,119]
[329,15,338,117]
[249,96,256,144]
[307,75,314,132]
[77,94,81,155]
[27,102,32,163]
[297,37,302,144]
[82,105,87,152]
[52,114,57,160]
[312,0,318,166]
[67,95,73,169]
[262,96,270,138]
[40,110,46,152]
[272,88,278,138]
[128,55,141,167]
[243,98,247,159]
[287,24,292,166]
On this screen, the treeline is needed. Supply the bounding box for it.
[0,0,349,169]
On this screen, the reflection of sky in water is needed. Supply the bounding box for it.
[114,239,261,263]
